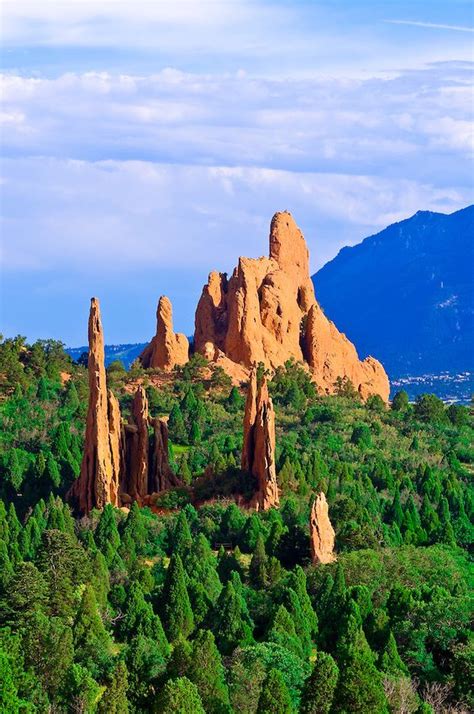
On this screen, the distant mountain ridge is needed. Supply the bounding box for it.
[66,343,146,368]
[312,206,474,382]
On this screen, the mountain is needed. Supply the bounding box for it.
[66,342,146,368]
[312,206,474,388]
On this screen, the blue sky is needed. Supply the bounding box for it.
[1,0,473,345]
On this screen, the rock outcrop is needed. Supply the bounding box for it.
[242,368,279,511]
[140,296,189,371]
[68,298,121,513]
[149,417,180,493]
[305,303,390,401]
[69,299,181,515]
[195,211,389,400]
[309,492,336,565]
[125,386,149,500]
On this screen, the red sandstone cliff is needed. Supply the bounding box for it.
[195,212,389,400]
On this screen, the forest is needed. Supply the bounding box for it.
[0,335,473,713]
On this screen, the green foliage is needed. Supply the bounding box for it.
[257,668,293,714]
[156,676,205,713]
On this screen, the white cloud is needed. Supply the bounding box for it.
[2,157,471,278]
[386,20,474,33]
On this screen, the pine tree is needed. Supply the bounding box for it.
[300,651,339,714]
[187,629,230,714]
[379,631,408,676]
[156,677,205,714]
[172,511,193,557]
[73,584,113,676]
[63,380,80,413]
[333,609,388,714]
[257,668,293,714]
[168,404,188,444]
[184,533,221,603]
[212,581,253,655]
[98,660,130,714]
[267,604,304,658]
[95,504,121,561]
[161,553,194,641]
[249,534,269,589]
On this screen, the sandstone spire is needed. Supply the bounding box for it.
[126,386,150,500]
[68,298,121,513]
[242,368,279,511]
[149,417,181,493]
[140,296,189,371]
[309,492,336,565]
[194,211,390,400]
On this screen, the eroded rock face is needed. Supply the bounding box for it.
[305,303,390,401]
[149,418,181,493]
[140,296,189,371]
[242,369,279,511]
[68,298,121,512]
[194,211,389,400]
[126,386,150,500]
[309,492,336,565]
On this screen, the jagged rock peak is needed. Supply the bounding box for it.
[242,367,279,511]
[140,295,189,371]
[68,297,121,513]
[309,492,336,565]
[194,211,390,400]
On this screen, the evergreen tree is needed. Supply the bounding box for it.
[161,553,194,641]
[172,510,193,557]
[379,631,408,676]
[257,668,293,714]
[249,534,269,589]
[333,609,388,714]
[73,584,113,676]
[98,661,130,714]
[168,404,188,444]
[267,604,304,659]
[95,504,121,559]
[187,629,230,714]
[300,652,339,714]
[156,677,205,714]
[212,581,253,655]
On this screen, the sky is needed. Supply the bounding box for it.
[1,0,473,346]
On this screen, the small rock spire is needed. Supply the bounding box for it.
[242,367,279,510]
[140,295,189,371]
[309,492,336,564]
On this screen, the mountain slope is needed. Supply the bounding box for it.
[312,205,474,377]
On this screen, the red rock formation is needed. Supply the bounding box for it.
[140,296,189,371]
[68,298,121,513]
[149,417,181,493]
[242,368,279,511]
[305,303,390,401]
[309,492,336,565]
[126,386,149,500]
[194,211,389,400]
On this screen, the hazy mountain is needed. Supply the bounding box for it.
[66,342,146,368]
[312,206,473,386]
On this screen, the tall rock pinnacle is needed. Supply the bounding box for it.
[194,211,389,400]
[68,298,121,513]
[242,368,279,510]
[126,386,150,500]
[309,492,336,564]
[140,296,189,371]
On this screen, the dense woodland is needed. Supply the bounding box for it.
[0,335,473,713]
